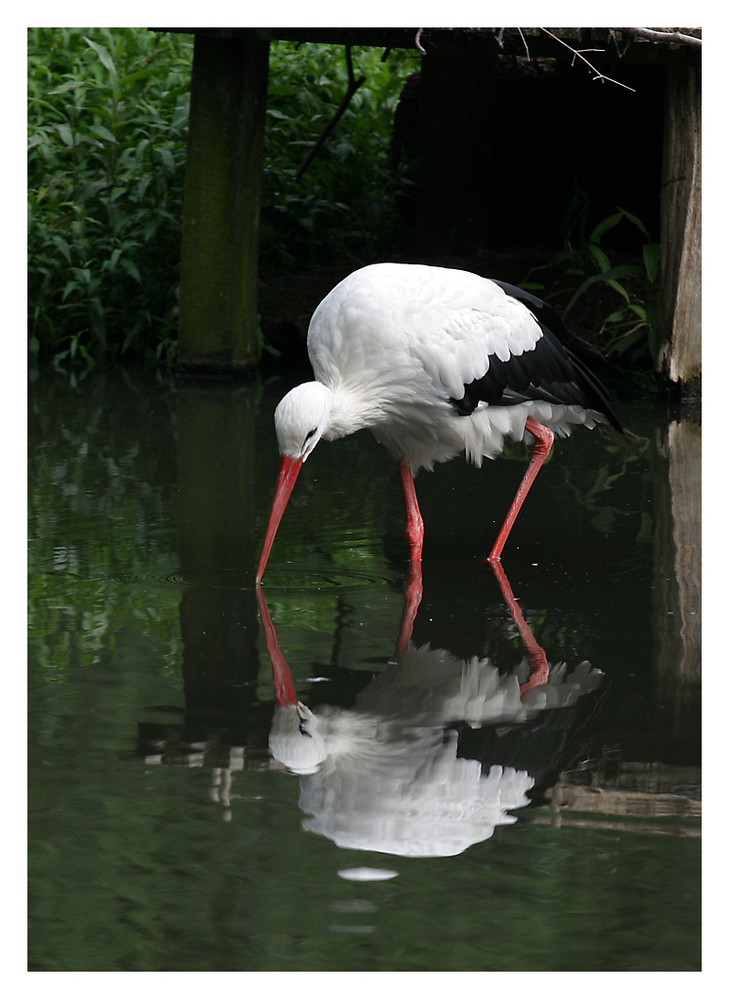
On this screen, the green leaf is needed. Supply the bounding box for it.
[605,278,631,303]
[157,146,174,170]
[48,79,85,96]
[563,264,642,315]
[588,244,612,273]
[83,36,118,78]
[51,236,72,263]
[55,122,74,147]
[643,243,660,283]
[89,124,117,145]
[618,206,651,240]
[589,211,623,244]
[121,259,142,284]
[73,267,92,286]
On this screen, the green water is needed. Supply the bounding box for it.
[28,367,700,971]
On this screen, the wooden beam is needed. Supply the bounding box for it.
[177,32,269,377]
[657,64,701,386]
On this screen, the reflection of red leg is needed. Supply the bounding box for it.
[398,460,424,563]
[395,559,423,657]
[488,417,554,563]
[256,585,297,706]
[490,560,550,696]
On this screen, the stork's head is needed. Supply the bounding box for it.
[274,381,333,461]
[256,382,333,582]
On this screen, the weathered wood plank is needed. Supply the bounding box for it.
[657,64,702,385]
[177,32,269,377]
[651,416,701,758]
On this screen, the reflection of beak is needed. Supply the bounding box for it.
[256,454,303,582]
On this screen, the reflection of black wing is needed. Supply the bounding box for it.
[453,679,608,805]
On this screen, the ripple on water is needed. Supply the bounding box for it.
[90,565,399,596]
[253,566,398,594]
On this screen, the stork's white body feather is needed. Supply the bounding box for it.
[304,263,602,471]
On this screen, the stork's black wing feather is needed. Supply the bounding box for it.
[450,282,623,433]
[492,280,643,400]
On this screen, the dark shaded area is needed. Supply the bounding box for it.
[392,58,664,250]
[258,54,667,369]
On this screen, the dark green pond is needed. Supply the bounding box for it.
[28,365,700,972]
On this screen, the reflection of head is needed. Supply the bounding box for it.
[268,702,327,775]
[268,647,603,858]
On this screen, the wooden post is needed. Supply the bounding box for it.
[657,63,701,386]
[177,32,269,377]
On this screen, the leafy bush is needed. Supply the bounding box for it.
[28,30,418,371]
[524,197,660,374]
[28,28,194,371]
[261,42,419,268]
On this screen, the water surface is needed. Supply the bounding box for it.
[28,366,700,971]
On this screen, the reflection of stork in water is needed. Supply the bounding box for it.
[258,561,603,858]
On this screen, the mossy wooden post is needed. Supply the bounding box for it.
[177,31,269,377]
[657,63,701,387]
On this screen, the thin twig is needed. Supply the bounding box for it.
[540,28,636,91]
[294,45,366,182]
[415,28,426,54]
[516,27,530,60]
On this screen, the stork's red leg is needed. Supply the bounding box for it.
[398,460,424,563]
[488,417,554,563]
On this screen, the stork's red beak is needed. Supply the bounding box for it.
[256,454,303,582]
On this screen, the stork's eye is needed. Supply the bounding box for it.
[296,707,312,738]
[303,428,317,443]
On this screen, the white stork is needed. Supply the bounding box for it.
[256,262,622,581]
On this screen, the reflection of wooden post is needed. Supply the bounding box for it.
[177,31,269,376]
[657,64,701,385]
[175,383,260,718]
[651,417,701,761]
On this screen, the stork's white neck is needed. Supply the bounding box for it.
[323,380,387,441]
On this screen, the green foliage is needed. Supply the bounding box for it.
[524,197,660,373]
[563,207,660,366]
[28,368,183,678]
[28,31,418,371]
[28,28,194,371]
[260,42,419,267]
